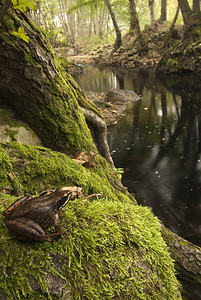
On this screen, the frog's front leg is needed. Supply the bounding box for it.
[54,212,62,235]
[6,217,47,242]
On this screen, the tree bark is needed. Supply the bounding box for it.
[177,0,192,26]
[161,224,201,289]
[0,10,114,167]
[160,0,167,21]
[148,0,155,24]
[193,0,201,19]
[169,5,180,30]
[128,0,147,51]
[104,0,122,50]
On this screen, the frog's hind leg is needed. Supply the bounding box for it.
[6,217,46,242]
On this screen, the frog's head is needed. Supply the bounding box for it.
[56,186,83,210]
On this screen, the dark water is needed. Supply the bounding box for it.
[77,66,201,298]
[77,66,201,246]
[77,66,201,245]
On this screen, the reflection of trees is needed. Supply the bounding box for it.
[152,94,201,178]
[106,69,201,245]
[160,91,168,148]
[172,94,180,118]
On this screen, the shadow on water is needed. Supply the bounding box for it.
[77,66,201,298]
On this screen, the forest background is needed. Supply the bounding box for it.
[0,0,201,298]
[29,0,201,72]
[31,0,185,50]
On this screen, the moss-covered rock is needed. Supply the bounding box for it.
[0,142,182,299]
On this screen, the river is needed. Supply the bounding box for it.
[76,66,201,244]
[76,66,201,246]
[76,65,201,299]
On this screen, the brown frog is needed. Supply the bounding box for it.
[3,186,83,242]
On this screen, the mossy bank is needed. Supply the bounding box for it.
[0,8,182,299]
[0,142,182,299]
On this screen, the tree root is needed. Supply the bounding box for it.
[80,107,114,168]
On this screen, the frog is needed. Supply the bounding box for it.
[3,186,83,242]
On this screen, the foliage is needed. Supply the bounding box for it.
[2,0,37,43]
[29,0,182,47]
[11,26,29,42]
[166,58,179,68]
[113,167,124,179]
[11,0,37,11]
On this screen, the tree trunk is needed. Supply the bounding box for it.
[148,0,155,24]
[157,1,201,72]
[193,0,201,19]
[56,0,71,44]
[0,9,114,166]
[128,0,147,51]
[129,0,141,35]
[160,0,167,21]
[104,0,122,50]
[177,0,192,26]
[169,5,180,30]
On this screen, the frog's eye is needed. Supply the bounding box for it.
[57,191,72,210]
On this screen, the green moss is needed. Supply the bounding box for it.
[0,147,13,189]
[24,51,38,65]
[1,10,101,156]
[0,142,121,200]
[0,193,181,299]
[58,56,72,68]
[0,109,14,125]
[5,15,17,31]
[0,32,16,47]
[0,142,182,298]
[166,58,179,68]
[5,128,18,141]
[0,109,30,130]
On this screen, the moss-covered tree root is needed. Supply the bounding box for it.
[0,141,182,299]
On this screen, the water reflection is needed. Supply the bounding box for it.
[77,67,201,246]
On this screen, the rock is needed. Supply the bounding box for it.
[0,108,43,146]
[86,89,141,126]
[106,89,140,103]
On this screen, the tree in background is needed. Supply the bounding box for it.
[104,0,122,49]
[178,0,201,28]
[148,0,155,23]
[29,0,185,49]
[128,0,147,51]
[160,0,167,21]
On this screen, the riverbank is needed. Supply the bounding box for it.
[58,21,201,74]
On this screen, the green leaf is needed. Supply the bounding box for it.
[12,27,29,43]
[11,0,37,11]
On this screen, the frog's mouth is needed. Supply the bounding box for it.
[57,191,73,210]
